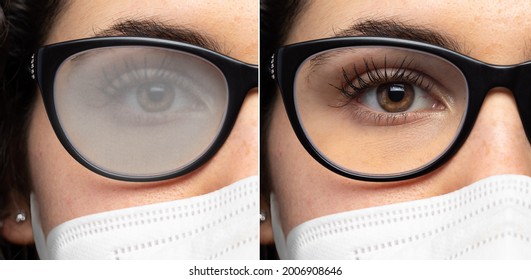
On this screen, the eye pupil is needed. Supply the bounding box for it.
[388,84,406,102]
[137,82,175,113]
[377,83,414,112]
[147,86,166,102]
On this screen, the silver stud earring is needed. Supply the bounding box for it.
[260,210,267,223]
[15,211,27,224]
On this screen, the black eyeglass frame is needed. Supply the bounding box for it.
[31,36,258,182]
[271,36,531,182]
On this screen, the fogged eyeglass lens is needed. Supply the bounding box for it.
[53,46,228,177]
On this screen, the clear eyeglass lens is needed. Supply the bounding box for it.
[293,46,468,176]
[53,46,228,177]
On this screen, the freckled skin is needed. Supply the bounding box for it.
[268,0,531,235]
[28,0,258,236]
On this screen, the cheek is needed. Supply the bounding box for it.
[267,98,371,233]
[26,96,183,235]
[216,90,258,179]
[266,97,448,235]
[27,95,99,234]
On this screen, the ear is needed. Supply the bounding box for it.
[260,194,274,245]
[1,202,34,245]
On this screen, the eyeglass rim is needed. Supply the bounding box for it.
[272,36,531,182]
[32,36,258,182]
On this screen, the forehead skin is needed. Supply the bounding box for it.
[46,0,258,63]
[287,0,531,65]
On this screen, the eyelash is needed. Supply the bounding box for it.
[335,56,434,100]
[98,55,177,96]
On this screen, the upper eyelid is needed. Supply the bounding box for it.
[340,66,432,94]
[306,48,352,74]
[338,57,421,88]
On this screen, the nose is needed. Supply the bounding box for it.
[449,88,531,183]
[201,87,258,183]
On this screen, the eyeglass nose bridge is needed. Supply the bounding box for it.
[245,65,259,92]
[228,63,258,104]
[474,63,531,142]
[477,64,520,90]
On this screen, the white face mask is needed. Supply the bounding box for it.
[271,174,531,259]
[31,176,259,260]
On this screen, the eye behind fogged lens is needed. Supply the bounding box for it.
[53,46,229,178]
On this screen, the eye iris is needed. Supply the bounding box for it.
[137,83,175,112]
[377,83,414,112]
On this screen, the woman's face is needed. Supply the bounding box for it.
[268,0,531,235]
[28,0,257,235]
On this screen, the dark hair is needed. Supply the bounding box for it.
[259,0,305,260]
[0,0,65,259]
[260,0,305,125]
[259,0,305,204]
[0,1,11,222]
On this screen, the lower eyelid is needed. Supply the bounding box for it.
[341,103,445,126]
[109,105,207,127]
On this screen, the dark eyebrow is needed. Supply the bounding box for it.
[334,18,464,53]
[94,19,224,53]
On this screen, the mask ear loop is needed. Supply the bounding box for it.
[30,193,49,260]
[270,193,290,259]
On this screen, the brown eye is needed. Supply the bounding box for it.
[136,83,175,112]
[376,83,414,112]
